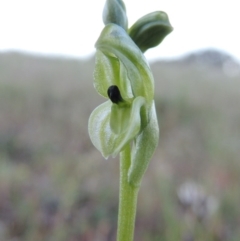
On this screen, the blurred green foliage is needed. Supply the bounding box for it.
[0,50,240,241]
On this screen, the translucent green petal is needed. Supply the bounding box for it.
[94,51,133,99]
[128,101,159,187]
[88,100,114,158]
[88,97,146,158]
[95,24,154,104]
[103,0,128,30]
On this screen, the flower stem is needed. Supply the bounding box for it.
[117,144,140,241]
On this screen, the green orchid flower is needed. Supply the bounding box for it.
[88,23,159,186]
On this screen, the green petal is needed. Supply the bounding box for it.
[88,97,146,158]
[128,101,159,187]
[128,11,173,53]
[95,24,154,104]
[103,0,128,30]
[110,101,131,134]
[112,96,146,157]
[94,51,133,99]
[88,100,113,158]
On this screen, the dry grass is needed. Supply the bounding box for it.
[0,51,240,241]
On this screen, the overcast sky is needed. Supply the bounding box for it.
[0,0,239,61]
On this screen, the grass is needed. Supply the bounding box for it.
[0,51,240,240]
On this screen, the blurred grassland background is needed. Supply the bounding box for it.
[0,49,240,241]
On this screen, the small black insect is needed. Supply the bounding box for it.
[107,85,124,104]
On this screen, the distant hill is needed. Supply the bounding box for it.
[181,49,237,66]
[175,49,240,77]
[0,48,240,84]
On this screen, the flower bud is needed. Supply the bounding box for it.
[103,0,128,30]
[128,11,173,53]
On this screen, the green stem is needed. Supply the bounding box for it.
[117,144,140,241]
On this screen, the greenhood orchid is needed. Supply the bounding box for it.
[88,0,172,188]
[88,1,172,240]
